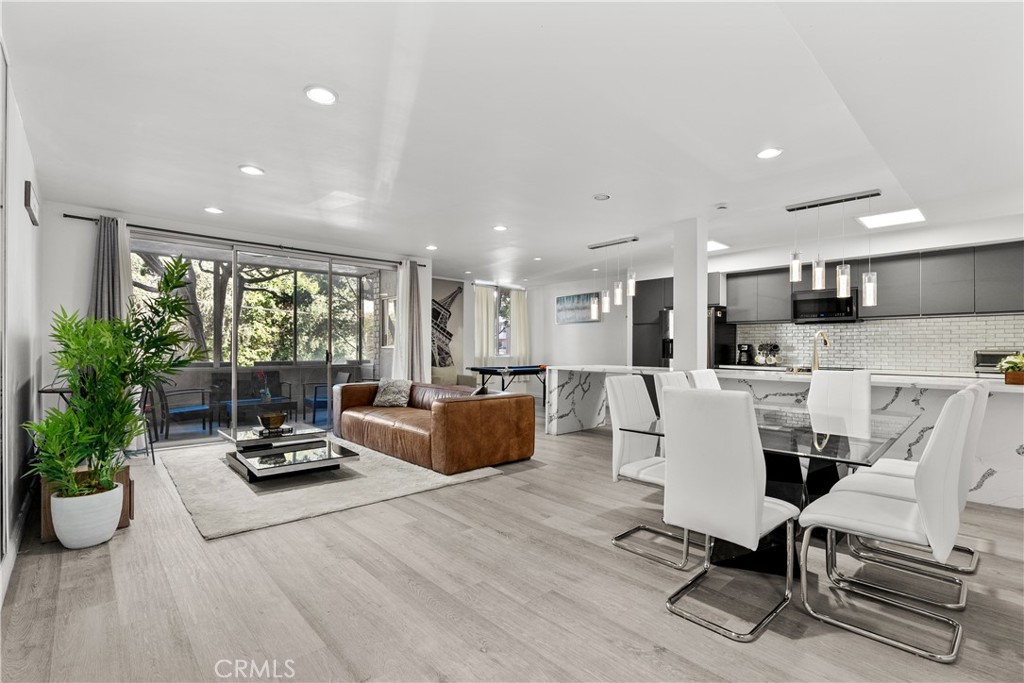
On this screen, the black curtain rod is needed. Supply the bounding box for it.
[61,212,417,267]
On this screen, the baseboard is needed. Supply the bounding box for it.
[1,481,35,602]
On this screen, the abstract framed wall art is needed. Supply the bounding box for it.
[555,292,600,324]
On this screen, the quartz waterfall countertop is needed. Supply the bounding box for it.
[714,366,1023,394]
[545,365,671,373]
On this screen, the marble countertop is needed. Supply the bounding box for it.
[545,365,671,373]
[714,367,1023,394]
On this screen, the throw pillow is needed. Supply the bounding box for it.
[469,386,488,396]
[373,379,412,407]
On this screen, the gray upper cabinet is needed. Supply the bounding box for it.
[921,248,974,315]
[633,278,665,324]
[726,273,758,323]
[975,242,1024,313]
[757,269,792,322]
[859,253,921,318]
[726,270,789,322]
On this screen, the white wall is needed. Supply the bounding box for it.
[528,277,630,367]
[2,79,41,597]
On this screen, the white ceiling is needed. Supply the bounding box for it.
[3,2,1021,285]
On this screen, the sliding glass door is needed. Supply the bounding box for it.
[130,232,392,447]
[228,249,332,437]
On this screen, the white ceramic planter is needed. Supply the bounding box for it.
[50,483,123,549]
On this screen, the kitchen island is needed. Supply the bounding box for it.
[714,367,1023,509]
[545,365,671,436]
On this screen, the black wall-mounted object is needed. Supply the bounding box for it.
[792,288,859,323]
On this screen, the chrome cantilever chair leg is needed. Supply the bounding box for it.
[847,534,980,575]
[665,519,794,643]
[801,527,963,664]
[827,532,967,610]
[612,525,703,571]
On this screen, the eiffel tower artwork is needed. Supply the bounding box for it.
[431,286,463,367]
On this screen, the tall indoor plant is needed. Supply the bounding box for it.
[24,256,203,548]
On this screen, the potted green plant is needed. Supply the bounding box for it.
[997,354,1024,386]
[24,256,203,549]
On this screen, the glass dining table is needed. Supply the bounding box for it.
[620,403,920,467]
[619,402,920,574]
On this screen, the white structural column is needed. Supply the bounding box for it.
[671,217,709,371]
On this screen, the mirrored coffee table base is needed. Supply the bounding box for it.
[227,439,358,482]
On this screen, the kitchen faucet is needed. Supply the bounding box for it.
[812,330,831,371]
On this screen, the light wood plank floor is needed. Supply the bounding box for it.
[3,419,1022,682]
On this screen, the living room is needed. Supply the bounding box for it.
[2,3,1023,682]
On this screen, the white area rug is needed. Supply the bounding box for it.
[162,440,501,539]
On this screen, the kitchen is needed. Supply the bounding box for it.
[629,239,1024,508]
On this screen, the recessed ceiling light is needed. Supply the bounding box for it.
[304,85,337,105]
[592,268,600,272]
[707,240,730,251]
[523,278,529,282]
[857,208,926,229]
[239,165,264,176]
[756,148,783,160]
[593,193,611,201]
[533,257,542,261]
[492,225,508,232]
[204,207,223,215]
[425,245,438,251]
[464,271,471,274]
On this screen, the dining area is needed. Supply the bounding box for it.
[604,368,993,664]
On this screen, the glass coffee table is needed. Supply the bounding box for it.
[225,425,358,482]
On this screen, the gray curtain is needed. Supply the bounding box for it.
[89,215,125,320]
[408,260,426,382]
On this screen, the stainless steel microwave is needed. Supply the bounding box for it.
[792,288,859,323]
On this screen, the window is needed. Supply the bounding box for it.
[130,233,392,442]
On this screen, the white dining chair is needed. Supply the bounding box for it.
[654,372,690,419]
[687,369,721,390]
[798,389,974,663]
[806,369,871,439]
[607,375,694,569]
[835,381,989,576]
[606,375,661,485]
[662,388,800,642]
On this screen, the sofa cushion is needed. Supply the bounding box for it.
[407,383,475,411]
[359,407,433,469]
[373,379,412,407]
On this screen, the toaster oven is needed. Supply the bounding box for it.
[974,349,1022,373]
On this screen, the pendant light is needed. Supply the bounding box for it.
[812,206,826,290]
[590,268,600,320]
[836,201,851,298]
[612,246,624,306]
[789,211,802,283]
[626,240,637,297]
[861,196,879,307]
[601,254,611,313]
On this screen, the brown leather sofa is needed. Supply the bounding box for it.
[332,382,535,475]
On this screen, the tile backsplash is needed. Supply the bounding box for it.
[734,315,1024,373]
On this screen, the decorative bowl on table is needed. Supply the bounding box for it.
[257,412,287,430]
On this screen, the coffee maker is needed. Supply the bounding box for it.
[736,344,753,365]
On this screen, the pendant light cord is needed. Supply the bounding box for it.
[841,201,846,265]
[816,206,821,260]
[867,197,872,271]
